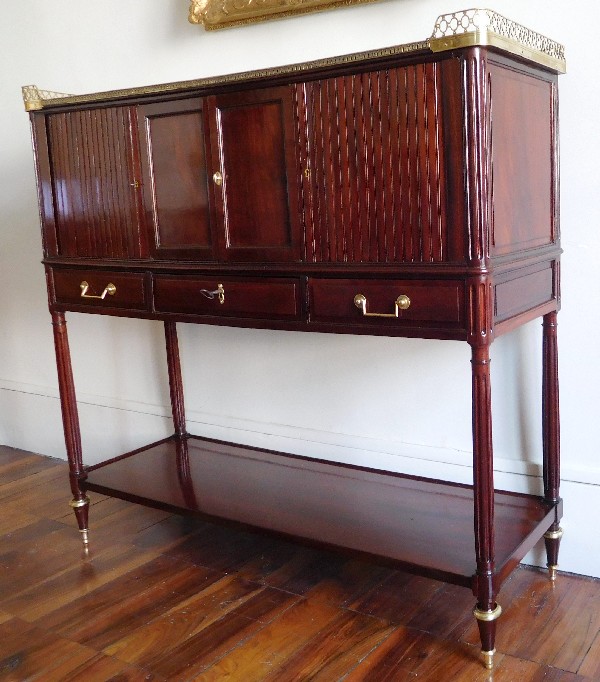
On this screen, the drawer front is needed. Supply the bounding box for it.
[153,276,301,320]
[309,279,465,328]
[52,269,147,311]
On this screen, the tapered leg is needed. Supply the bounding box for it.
[164,321,187,437]
[471,342,501,669]
[542,311,562,580]
[165,322,198,507]
[52,311,89,545]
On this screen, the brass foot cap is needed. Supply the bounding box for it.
[80,528,89,545]
[548,564,559,581]
[482,649,495,670]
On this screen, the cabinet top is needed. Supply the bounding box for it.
[22,7,565,112]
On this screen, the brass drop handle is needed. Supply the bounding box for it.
[199,283,225,304]
[213,171,223,186]
[354,293,411,318]
[80,281,116,300]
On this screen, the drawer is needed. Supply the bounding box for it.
[52,269,147,311]
[153,276,301,320]
[309,278,465,327]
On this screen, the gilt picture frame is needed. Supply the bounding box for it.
[188,0,378,30]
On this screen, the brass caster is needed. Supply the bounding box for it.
[548,564,558,581]
[482,649,495,670]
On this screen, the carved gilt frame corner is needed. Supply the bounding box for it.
[188,0,379,30]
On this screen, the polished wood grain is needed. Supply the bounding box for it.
[32,47,562,337]
[297,60,462,264]
[52,268,148,312]
[83,434,557,589]
[44,107,145,260]
[50,311,88,536]
[0,446,596,681]
[154,275,300,320]
[138,98,214,260]
[489,58,557,256]
[494,261,556,325]
[164,321,187,438]
[209,86,303,263]
[308,277,465,331]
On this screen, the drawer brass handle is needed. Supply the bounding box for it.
[213,171,223,186]
[80,281,116,300]
[354,293,411,318]
[199,283,225,304]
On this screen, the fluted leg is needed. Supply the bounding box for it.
[52,312,89,545]
[471,342,500,668]
[542,311,562,579]
[164,321,187,438]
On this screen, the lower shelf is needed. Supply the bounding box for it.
[84,434,559,589]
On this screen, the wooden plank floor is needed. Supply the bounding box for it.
[0,445,598,681]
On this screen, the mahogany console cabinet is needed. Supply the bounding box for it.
[23,9,566,669]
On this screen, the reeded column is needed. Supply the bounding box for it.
[164,321,187,438]
[542,311,562,579]
[471,341,501,669]
[51,311,89,544]
[467,269,500,669]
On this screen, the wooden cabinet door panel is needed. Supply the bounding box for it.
[208,86,302,262]
[297,60,464,264]
[45,107,145,259]
[138,99,215,259]
[489,65,556,256]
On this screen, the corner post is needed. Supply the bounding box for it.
[470,335,500,668]
[463,42,500,668]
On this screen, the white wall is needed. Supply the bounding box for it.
[0,1,598,577]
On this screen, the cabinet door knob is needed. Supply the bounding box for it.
[199,283,225,304]
[213,171,223,186]
[354,293,410,318]
[80,281,117,300]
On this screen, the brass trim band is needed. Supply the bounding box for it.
[22,8,565,112]
[473,603,502,622]
[21,39,428,112]
[429,32,565,74]
[544,527,564,541]
[69,496,90,509]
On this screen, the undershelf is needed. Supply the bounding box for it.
[83,434,559,589]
